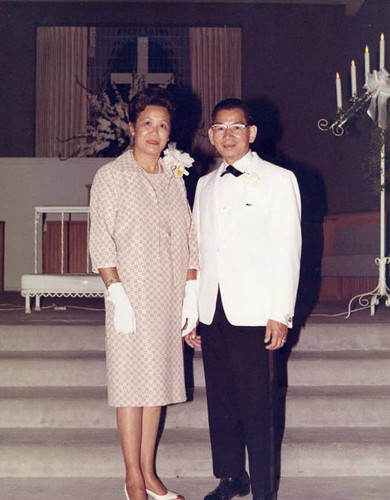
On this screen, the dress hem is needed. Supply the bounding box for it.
[108,396,187,408]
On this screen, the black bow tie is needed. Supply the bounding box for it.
[221,165,243,177]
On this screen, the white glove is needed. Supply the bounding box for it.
[107,283,136,334]
[181,280,199,337]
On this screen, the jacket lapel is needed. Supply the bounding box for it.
[201,168,220,240]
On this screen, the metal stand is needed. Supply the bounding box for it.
[318,95,390,317]
[346,129,390,316]
[318,92,372,137]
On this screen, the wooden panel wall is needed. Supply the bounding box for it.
[318,277,379,302]
[43,221,90,274]
[0,222,4,293]
[319,211,382,301]
[42,211,384,303]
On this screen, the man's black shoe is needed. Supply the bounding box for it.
[204,472,250,500]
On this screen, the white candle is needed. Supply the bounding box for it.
[336,72,342,110]
[351,60,357,97]
[379,33,385,70]
[365,45,370,82]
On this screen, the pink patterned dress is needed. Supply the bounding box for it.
[89,150,198,407]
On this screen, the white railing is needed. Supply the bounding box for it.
[34,206,90,275]
[21,206,104,313]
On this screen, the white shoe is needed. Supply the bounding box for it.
[124,483,131,500]
[146,488,184,500]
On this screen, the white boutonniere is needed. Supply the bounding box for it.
[241,170,260,188]
[163,142,195,177]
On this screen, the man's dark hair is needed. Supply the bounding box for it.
[211,98,253,125]
[128,87,176,124]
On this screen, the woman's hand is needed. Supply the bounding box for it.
[108,283,136,334]
[181,280,199,336]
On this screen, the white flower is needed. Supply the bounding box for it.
[97,118,114,133]
[241,171,260,188]
[163,142,194,177]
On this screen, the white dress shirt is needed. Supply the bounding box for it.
[218,152,250,226]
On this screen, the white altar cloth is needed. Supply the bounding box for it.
[21,273,104,313]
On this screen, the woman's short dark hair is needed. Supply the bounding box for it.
[128,87,176,124]
[211,98,254,125]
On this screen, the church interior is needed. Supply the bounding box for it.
[0,0,389,498]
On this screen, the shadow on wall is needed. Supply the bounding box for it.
[167,84,211,208]
[248,97,328,325]
[247,98,328,492]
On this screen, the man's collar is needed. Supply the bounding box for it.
[222,150,253,173]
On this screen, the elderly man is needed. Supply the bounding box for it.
[185,98,301,500]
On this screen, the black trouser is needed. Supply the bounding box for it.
[200,292,275,498]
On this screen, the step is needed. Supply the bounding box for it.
[2,350,390,388]
[0,351,107,387]
[0,428,212,478]
[287,350,390,386]
[0,387,209,430]
[1,477,390,500]
[1,320,389,352]
[285,386,390,427]
[0,387,114,429]
[194,350,390,388]
[0,324,106,352]
[1,427,389,479]
[277,477,390,500]
[281,427,390,477]
[291,322,390,351]
[0,350,205,388]
[0,478,217,500]
[2,385,389,430]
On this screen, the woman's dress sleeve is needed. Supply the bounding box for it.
[89,165,120,272]
[187,200,199,270]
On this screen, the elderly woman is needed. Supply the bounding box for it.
[89,87,199,500]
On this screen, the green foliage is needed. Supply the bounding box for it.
[363,119,390,195]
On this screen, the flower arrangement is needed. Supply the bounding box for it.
[58,78,138,159]
[59,73,172,159]
[82,84,132,157]
[363,120,390,194]
[163,142,195,177]
[241,170,261,188]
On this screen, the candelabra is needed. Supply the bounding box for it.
[318,91,372,136]
[318,93,390,317]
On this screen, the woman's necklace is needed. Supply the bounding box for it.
[137,157,161,175]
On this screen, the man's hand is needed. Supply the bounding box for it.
[264,319,287,350]
[184,329,202,349]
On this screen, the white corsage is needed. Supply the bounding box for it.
[163,142,194,177]
[241,170,261,188]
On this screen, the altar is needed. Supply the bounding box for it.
[20,206,104,313]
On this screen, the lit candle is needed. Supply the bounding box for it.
[336,72,342,110]
[379,33,385,70]
[365,45,370,82]
[351,60,357,97]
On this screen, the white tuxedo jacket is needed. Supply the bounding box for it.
[192,151,301,327]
